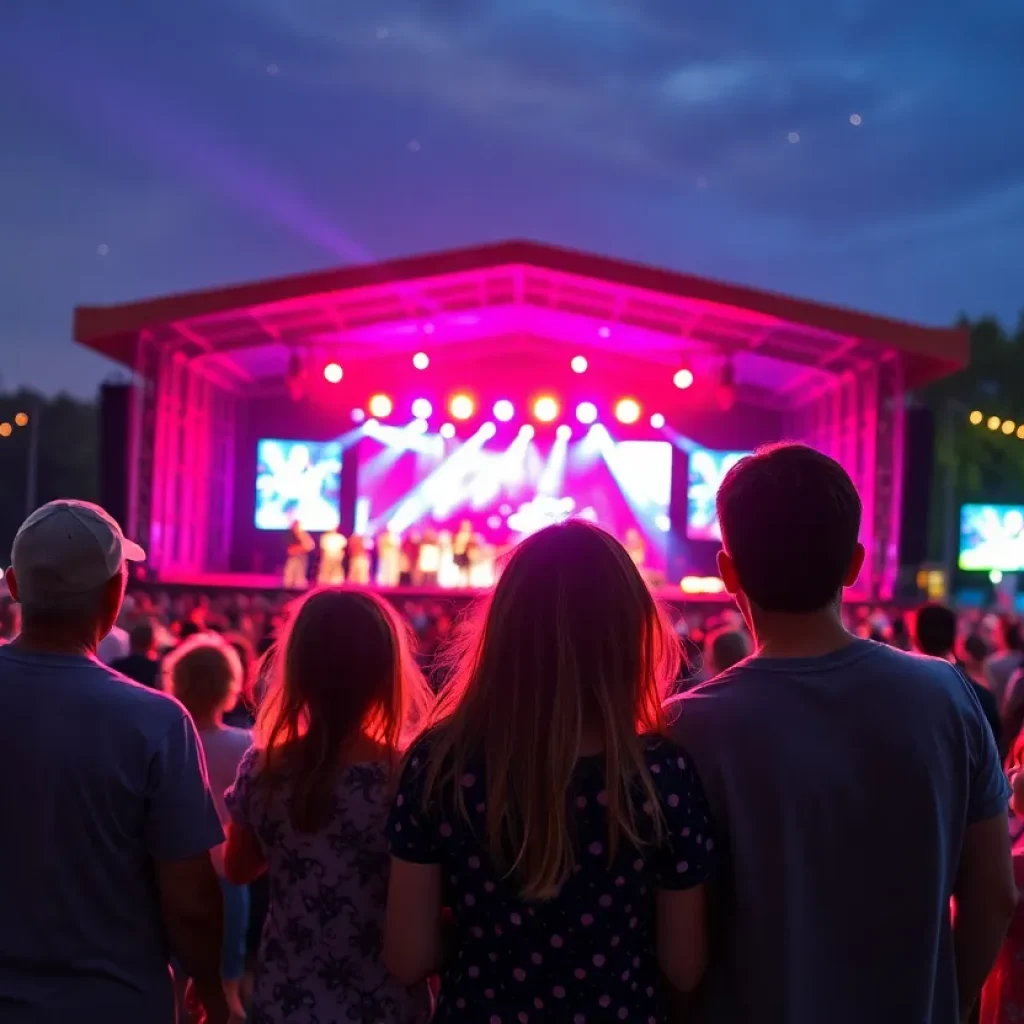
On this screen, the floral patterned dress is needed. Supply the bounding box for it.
[225,750,431,1024]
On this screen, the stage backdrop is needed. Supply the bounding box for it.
[230,398,783,582]
[354,424,673,571]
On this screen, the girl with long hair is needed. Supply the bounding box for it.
[384,520,716,1022]
[223,588,431,1024]
[165,633,253,1020]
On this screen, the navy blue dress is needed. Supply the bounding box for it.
[387,734,716,1023]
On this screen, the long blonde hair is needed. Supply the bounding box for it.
[421,520,680,900]
[257,588,429,832]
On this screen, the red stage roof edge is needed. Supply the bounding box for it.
[73,239,968,382]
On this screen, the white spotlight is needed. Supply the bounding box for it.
[412,418,429,434]
[650,413,666,429]
[518,424,535,440]
[556,424,572,441]
[440,423,456,439]
[480,421,497,440]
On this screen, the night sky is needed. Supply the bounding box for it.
[3,0,1023,398]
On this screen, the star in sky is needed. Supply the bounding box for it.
[2,0,1022,396]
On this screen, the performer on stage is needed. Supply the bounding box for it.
[318,528,346,585]
[347,534,371,585]
[452,520,473,586]
[376,529,401,587]
[467,532,495,589]
[402,531,423,586]
[437,530,459,588]
[418,528,441,587]
[283,517,315,590]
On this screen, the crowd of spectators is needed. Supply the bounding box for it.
[1,443,1023,1023]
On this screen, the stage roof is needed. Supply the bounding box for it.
[74,239,968,397]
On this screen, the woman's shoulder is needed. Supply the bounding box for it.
[637,733,703,791]
[638,732,690,765]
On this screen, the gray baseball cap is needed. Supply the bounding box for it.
[10,499,145,607]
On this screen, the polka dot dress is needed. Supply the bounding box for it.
[388,736,716,1022]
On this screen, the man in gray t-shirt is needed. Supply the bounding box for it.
[0,501,228,1023]
[667,444,1015,1024]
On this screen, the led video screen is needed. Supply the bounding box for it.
[685,448,750,541]
[254,439,342,531]
[959,503,1024,572]
[355,426,673,569]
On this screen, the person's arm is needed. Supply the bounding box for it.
[650,739,718,1011]
[384,739,445,984]
[146,711,230,1024]
[953,813,1016,1021]
[952,663,1017,1022]
[383,857,445,984]
[223,820,267,885]
[657,884,708,993]
[157,853,229,1024]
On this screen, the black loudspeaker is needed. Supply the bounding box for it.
[899,404,934,567]
[98,382,132,528]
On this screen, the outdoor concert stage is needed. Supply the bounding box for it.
[75,240,968,602]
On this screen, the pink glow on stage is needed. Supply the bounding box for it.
[355,427,673,571]
[533,396,559,422]
[493,400,515,422]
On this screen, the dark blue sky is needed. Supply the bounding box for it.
[3,0,1023,397]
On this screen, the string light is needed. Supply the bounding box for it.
[970,410,1024,441]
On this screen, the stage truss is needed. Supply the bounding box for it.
[78,241,965,601]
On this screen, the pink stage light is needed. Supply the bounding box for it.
[650,413,666,429]
[450,393,475,420]
[411,398,433,419]
[571,355,588,374]
[534,396,559,422]
[369,394,393,418]
[673,368,694,390]
[351,408,366,423]
[556,425,572,441]
[493,399,515,422]
[598,326,611,339]
[615,398,641,425]
[440,423,456,439]
[576,402,598,425]
[413,352,430,370]
[323,362,343,384]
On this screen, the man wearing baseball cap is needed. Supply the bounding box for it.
[0,500,229,1023]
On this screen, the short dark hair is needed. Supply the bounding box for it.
[963,631,992,665]
[707,628,748,675]
[913,603,956,658]
[716,443,862,613]
[129,620,155,653]
[1000,617,1023,652]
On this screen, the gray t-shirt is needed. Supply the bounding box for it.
[667,638,1009,1024]
[0,646,224,1023]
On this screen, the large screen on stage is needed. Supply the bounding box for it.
[355,427,673,569]
[254,438,342,531]
[959,503,1024,572]
[686,448,750,541]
